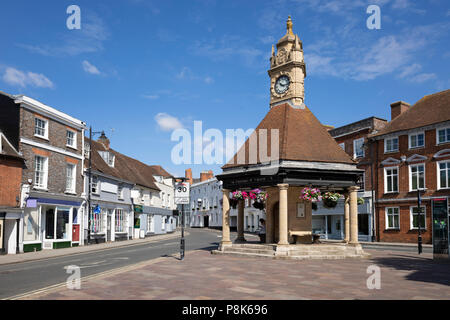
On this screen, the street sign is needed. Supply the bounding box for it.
[175,182,190,204]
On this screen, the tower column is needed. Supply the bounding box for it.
[344,192,350,243]
[349,186,359,245]
[278,184,289,246]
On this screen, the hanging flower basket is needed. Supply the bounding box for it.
[250,189,267,210]
[357,197,365,205]
[322,192,342,209]
[300,187,322,203]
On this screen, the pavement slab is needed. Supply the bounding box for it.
[14,248,450,300]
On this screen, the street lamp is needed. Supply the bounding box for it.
[417,189,423,255]
[87,127,104,245]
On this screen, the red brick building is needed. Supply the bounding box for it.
[0,132,24,254]
[369,89,450,244]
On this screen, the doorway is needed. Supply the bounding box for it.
[203,215,209,228]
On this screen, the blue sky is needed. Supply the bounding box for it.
[1,0,449,178]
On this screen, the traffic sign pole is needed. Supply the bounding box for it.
[175,181,189,261]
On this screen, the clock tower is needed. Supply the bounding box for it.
[269,16,306,108]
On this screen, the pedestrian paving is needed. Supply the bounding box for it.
[0,231,183,266]
[16,247,450,300]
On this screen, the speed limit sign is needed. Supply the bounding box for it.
[175,182,190,204]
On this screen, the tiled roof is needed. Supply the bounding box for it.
[223,103,355,169]
[371,89,450,138]
[148,165,173,178]
[86,139,160,191]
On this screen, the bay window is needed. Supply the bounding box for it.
[409,164,425,191]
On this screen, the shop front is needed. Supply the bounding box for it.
[23,195,82,251]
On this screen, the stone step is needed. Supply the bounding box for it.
[213,250,276,259]
[231,244,277,250]
[224,247,275,255]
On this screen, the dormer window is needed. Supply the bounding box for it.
[98,151,115,167]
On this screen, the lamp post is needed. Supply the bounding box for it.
[87,127,104,245]
[417,189,423,255]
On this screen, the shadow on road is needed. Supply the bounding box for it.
[371,254,450,287]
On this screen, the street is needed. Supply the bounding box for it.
[0,228,221,299]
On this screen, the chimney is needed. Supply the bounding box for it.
[97,131,110,150]
[185,168,193,185]
[208,170,214,180]
[390,101,410,120]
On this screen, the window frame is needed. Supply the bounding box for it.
[115,209,126,233]
[384,166,399,194]
[409,163,426,192]
[34,117,48,140]
[34,155,48,190]
[90,208,104,234]
[410,205,427,230]
[384,137,399,154]
[66,129,77,149]
[437,160,450,190]
[408,132,425,149]
[91,175,100,195]
[65,163,76,194]
[353,138,365,158]
[385,207,400,230]
[437,126,450,145]
[339,142,345,151]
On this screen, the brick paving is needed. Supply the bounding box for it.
[16,247,450,300]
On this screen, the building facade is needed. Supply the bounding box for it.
[190,176,223,228]
[370,91,450,245]
[0,132,25,254]
[327,117,388,242]
[0,93,86,252]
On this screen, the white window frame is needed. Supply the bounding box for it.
[66,129,77,149]
[34,117,48,140]
[115,209,125,233]
[98,151,115,167]
[353,138,364,158]
[65,163,76,193]
[34,155,48,190]
[408,132,425,149]
[385,207,400,230]
[437,160,450,190]
[339,142,345,151]
[384,166,399,194]
[410,206,426,230]
[437,126,450,145]
[409,163,425,191]
[384,137,399,153]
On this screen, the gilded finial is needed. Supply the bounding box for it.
[286,16,293,36]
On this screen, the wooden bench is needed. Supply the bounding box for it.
[289,231,313,244]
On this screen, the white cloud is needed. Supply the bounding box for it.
[155,113,184,131]
[82,60,101,75]
[398,63,437,83]
[204,76,214,84]
[2,67,54,88]
[142,94,160,100]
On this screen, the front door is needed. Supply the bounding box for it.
[204,215,209,228]
[432,199,449,258]
[107,214,112,242]
[0,220,4,253]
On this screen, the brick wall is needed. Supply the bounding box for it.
[0,157,23,206]
[375,126,450,243]
[19,107,83,197]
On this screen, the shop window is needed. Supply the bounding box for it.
[115,209,125,233]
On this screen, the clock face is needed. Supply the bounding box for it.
[275,75,290,94]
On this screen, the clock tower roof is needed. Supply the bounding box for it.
[277,16,297,46]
